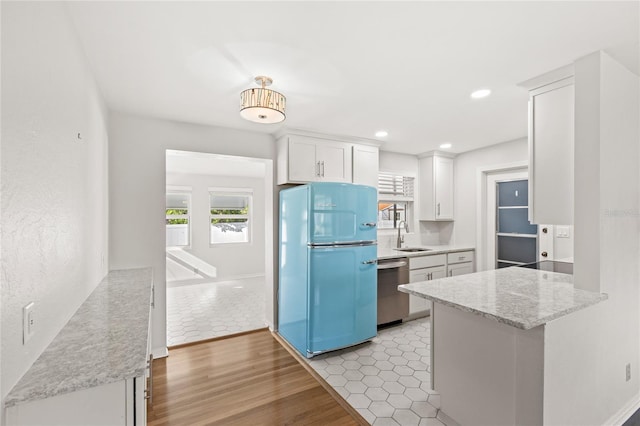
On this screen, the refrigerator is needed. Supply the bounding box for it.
[278,182,378,358]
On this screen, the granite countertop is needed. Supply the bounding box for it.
[5,268,153,408]
[398,266,607,330]
[377,244,475,260]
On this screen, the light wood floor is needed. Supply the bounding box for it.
[147,330,362,425]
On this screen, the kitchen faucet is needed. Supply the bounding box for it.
[397,220,409,248]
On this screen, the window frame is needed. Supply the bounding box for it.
[209,188,253,246]
[377,172,415,230]
[165,190,192,248]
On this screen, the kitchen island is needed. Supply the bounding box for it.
[399,266,607,426]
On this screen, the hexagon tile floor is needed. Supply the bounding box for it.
[306,317,451,426]
[167,276,266,346]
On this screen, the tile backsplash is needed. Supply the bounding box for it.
[377,221,454,248]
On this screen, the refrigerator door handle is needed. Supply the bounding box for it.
[362,259,378,265]
[309,241,377,248]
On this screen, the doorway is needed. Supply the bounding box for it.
[493,179,538,268]
[165,150,272,346]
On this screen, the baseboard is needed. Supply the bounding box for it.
[271,332,370,426]
[404,311,430,322]
[437,409,461,426]
[152,346,169,359]
[167,273,265,288]
[168,327,268,349]
[605,393,640,426]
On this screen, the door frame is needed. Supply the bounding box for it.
[475,161,528,271]
[486,172,529,270]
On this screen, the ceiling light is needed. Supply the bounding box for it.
[240,76,286,124]
[439,143,452,149]
[470,89,491,99]
[375,131,388,137]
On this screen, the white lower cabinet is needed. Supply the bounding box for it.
[5,377,147,426]
[446,250,475,277]
[408,254,446,317]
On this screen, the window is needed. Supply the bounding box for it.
[210,190,252,245]
[166,192,190,247]
[377,173,414,229]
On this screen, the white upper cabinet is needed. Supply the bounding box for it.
[419,153,454,221]
[521,67,574,225]
[352,144,379,189]
[277,133,379,186]
[277,135,352,184]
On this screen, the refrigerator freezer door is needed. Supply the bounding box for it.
[309,183,377,244]
[307,244,377,355]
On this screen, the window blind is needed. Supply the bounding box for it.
[378,173,414,200]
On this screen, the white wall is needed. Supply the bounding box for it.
[551,51,640,425]
[108,112,275,355]
[166,172,266,280]
[452,138,528,246]
[1,0,109,406]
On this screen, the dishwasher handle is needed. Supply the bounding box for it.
[377,260,408,270]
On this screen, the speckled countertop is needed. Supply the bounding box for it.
[5,268,153,408]
[398,267,607,330]
[377,244,475,260]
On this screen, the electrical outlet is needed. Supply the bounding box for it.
[626,363,631,382]
[556,226,571,239]
[23,302,35,344]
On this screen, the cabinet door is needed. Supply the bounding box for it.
[6,381,127,426]
[408,265,446,315]
[409,269,429,315]
[448,262,474,277]
[434,157,454,219]
[288,138,319,182]
[317,142,352,182]
[419,155,454,221]
[431,266,447,280]
[529,79,574,225]
[352,145,379,189]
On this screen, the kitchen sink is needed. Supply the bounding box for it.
[395,247,432,252]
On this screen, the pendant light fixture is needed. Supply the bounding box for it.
[240,76,286,124]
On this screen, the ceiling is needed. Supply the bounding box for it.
[166,150,266,178]
[67,1,639,155]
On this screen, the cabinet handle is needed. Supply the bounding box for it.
[362,222,377,228]
[145,353,154,405]
[437,203,441,217]
[449,270,453,277]
[428,272,432,280]
[321,161,325,177]
[541,251,548,258]
[458,256,465,261]
[315,161,320,177]
[362,259,378,265]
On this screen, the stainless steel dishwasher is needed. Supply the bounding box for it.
[377,257,410,326]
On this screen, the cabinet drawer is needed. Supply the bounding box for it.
[410,254,446,270]
[447,251,474,264]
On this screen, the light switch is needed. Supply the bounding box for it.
[556,226,571,239]
[23,302,35,344]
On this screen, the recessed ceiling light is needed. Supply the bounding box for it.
[440,143,452,149]
[470,89,491,99]
[375,130,388,138]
